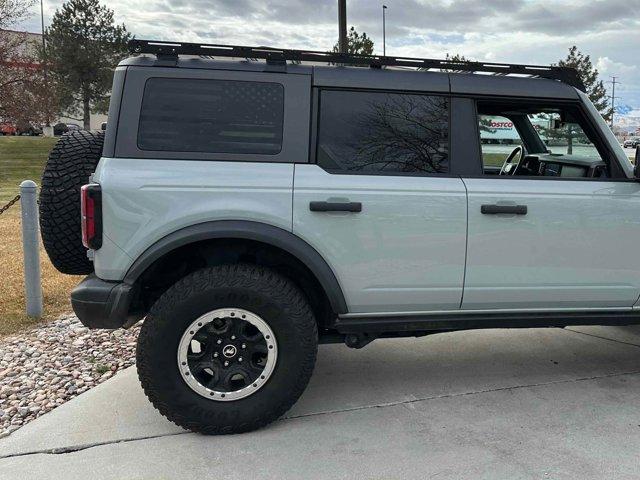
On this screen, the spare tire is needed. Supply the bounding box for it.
[40,130,104,274]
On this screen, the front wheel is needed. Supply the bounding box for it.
[137,264,318,434]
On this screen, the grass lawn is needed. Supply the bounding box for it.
[482,153,506,167]
[0,136,80,337]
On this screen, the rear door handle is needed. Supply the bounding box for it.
[309,201,362,213]
[481,204,527,215]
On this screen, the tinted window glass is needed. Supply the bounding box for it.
[138,78,284,154]
[317,90,449,174]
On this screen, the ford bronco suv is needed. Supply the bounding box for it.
[39,40,640,435]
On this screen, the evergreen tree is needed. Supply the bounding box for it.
[557,46,610,122]
[42,0,131,129]
[333,27,374,55]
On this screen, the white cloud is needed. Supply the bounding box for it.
[597,57,637,75]
[16,0,640,107]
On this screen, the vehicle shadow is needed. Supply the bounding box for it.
[288,326,640,418]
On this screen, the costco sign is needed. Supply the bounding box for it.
[481,116,550,141]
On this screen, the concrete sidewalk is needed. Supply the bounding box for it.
[1,325,639,479]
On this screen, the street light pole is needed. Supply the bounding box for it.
[382,5,387,56]
[40,0,51,130]
[40,0,46,50]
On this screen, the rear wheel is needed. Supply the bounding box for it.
[137,264,318,434]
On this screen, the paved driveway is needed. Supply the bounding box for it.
[1,325,639,479]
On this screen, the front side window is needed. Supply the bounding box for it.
[138,78,284,155]
[477,102,610,178]
[317,90,449,174]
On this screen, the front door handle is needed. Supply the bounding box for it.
[309,201,362,213]
[481,204,527,215]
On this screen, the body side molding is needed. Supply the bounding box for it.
[123,220,348,314]
[334,308,640,333]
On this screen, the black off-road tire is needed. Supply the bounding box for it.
[39,130,104,274]
[137,264,318,434]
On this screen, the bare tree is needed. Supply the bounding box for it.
[349,95,449,173]
[0,0,55,125]
[0,0,34,29]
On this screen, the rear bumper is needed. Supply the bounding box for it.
[71,274,140,329]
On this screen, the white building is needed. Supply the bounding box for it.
[1,29,108,131]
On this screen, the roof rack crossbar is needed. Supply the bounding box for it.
[128,39,586,91]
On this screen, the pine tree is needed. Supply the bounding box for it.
[557,46,610,122]
[41,0,131,129]
[333,27,374,55]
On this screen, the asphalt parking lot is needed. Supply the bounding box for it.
[1,324,639,479]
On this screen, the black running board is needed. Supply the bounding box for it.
[334,309,640,334]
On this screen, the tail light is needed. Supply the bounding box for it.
[81,184,102,249]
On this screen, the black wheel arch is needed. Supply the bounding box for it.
[124,220,348,318]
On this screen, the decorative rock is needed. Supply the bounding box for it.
[0,314,139,437]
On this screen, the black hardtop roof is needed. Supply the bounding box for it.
[123,39,584,99]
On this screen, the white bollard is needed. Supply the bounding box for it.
[20,180,43,318]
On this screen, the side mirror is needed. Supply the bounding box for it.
[551,119,564,130]
[635,146,640,179]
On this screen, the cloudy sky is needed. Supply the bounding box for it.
[19,0,640,111]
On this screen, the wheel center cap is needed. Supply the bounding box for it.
[222,344,237,358]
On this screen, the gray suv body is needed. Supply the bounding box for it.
[56,41,640,434]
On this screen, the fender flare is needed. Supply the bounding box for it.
[123,220,348,314]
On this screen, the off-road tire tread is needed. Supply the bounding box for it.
[137,264,318,434]
[39,130,104,274]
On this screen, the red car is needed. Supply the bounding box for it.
[0,123,17,135]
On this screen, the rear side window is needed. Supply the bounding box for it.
[317,90,449,174]
[138,78,284,155]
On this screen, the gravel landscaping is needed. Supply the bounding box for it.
[0,315,139,437]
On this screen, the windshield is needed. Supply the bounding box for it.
[528,113,602,161]
[578,90,634,176]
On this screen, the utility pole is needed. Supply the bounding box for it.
[338,0,348,54]
[382,5,387,56]
[609,76,619,129]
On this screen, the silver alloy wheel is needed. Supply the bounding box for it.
[177,308,278,401]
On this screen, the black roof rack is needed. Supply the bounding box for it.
[128,39,586,92]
